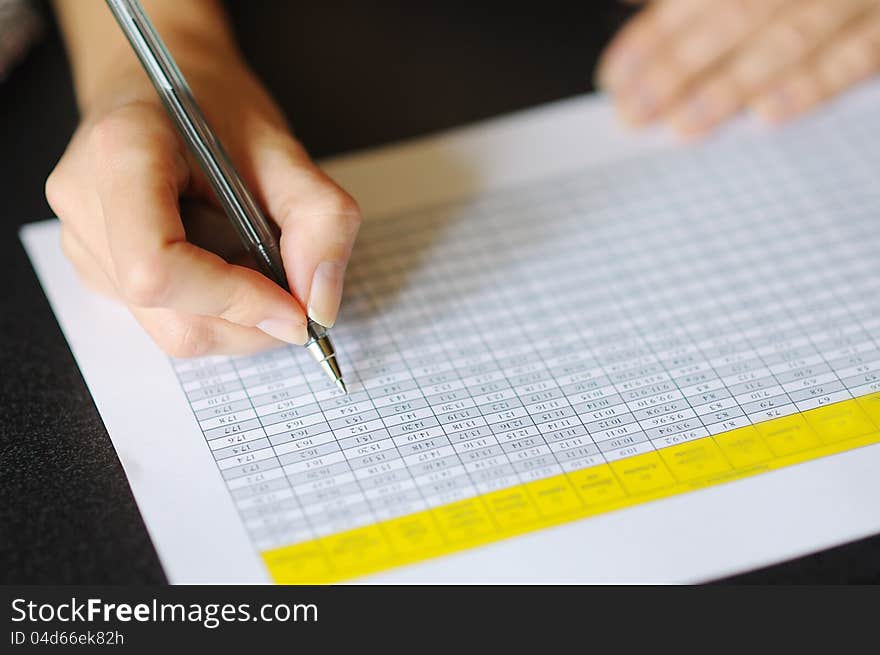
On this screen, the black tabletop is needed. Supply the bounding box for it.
[2,1,878,584]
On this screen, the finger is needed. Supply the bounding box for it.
[247,131,361,329]
[47,125,117,282]
[615,0,787,125]
[64,207,285,357]
[130,306,283,357]
[597,0,706,89]
[668,0,875,136]
[667,74,743,138]
[728,0,873,93]
[90,104,309,344]
[750,9,880,123]
[59,225,118,298]
[671,0,791,77]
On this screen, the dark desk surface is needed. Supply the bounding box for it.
[2,2,879,584]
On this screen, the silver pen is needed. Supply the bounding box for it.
[105,0,347,394]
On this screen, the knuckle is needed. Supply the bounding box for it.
[315,188,362,230]
[44,167,68,217]
[772,21,811,56]
[87,102,173,163]
[725,0,750,24]
[848,36,880,71]
[88,110,135,159]
[280,186,362,231]
[310,188,362,222]
[116,254,172,307]
[804,2,837,28]
[331,191,362,227]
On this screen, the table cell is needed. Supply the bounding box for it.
[212,437,273,462]
[609,450,676,494]
[356,464,411,490]
[481,404,529,426]
[249,386,313,409]
[638,408,698,432]
[296,480,363,508]
[713,425,773,468]
[842,369,880,390]
[237,490,297,512]
[327,409,380,431]
[543,424,589,443]
[433,405,484,426]
[335,418,388,440]
[185,381,244,402]
[263,411,329,436]
[422,397,472,416]
[366,378,421,400]
[755,413,821,456]
[476,397,523,418]
[583,410,638,435]
[804,398,876,443]
[368,389,425,410]
[189,389,249,411]
[566,464,627,507]
[194,398,253,421]
[419,379,467,398]
[390,425,446,448]
[651,425,710,448]
[788,380,846,403]
[198,409,257,431]
[316,400,375,422]
[403,443,457,466]
[658,437,732,481]
[622,380,678,403]
[231,477,290,500]
[465,379,509,397]
[706,414,752,435]
[208,427,268,452]
[603,439,657,462]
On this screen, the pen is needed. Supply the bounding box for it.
[104,0,347,394]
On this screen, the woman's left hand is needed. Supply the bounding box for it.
[596,0,880,137]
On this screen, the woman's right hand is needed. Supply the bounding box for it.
[47,2,361,357]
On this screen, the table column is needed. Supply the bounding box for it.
[175,354,311,551]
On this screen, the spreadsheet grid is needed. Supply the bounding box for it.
[174,100,880,551]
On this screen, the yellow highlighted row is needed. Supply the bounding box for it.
[262,393,880,584]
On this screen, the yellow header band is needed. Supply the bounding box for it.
[262,392,880,584]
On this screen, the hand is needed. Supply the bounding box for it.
[596,0,880,137]
[46,47,360,357]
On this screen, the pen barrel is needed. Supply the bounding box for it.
[254,243,290,292]
[105,0,346,391]
[105,0,287,289]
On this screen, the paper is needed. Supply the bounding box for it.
[21,81,880,583]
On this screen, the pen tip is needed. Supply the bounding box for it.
[336,378,348,395]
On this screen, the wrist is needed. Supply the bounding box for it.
[55,0,241,115]
[77,36,244,119]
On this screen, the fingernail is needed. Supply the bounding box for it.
[673,93,714,134]
[307,261,346,328]
[621,85,657,125]
[600,48,641,89]
[257,319,308,345]
[752,86,796,123]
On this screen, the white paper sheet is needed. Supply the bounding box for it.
[21,82,880,583]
